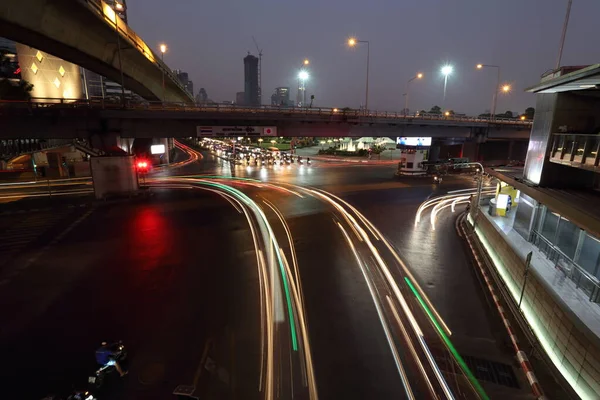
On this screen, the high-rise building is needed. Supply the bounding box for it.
[174,69,194,97]
[244,54,259,106]
[236,91,245,106]
[271,87,290,106]
[196,87,208,104]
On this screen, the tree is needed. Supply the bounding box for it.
[0,51,33,100]
[503,110,514,118]
[524,107,535,119]
[429,105,442,114]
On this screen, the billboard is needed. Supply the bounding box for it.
[396,137,432,147]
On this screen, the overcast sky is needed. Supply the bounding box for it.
[127,0,599,115]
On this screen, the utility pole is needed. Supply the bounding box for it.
[556,0,573,70]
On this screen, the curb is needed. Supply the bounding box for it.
[457,213,546,400]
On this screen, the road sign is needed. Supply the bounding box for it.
[196,126,271,137]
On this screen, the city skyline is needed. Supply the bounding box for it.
[126,0,599,114]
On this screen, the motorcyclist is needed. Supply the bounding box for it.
[95,342,127,377]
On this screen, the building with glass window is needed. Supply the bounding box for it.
[470,65,600,400]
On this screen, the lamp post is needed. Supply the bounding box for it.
[404,72,423,116]
[160,44,167,103]
[296,59,309,107]
[441,65,453,110]
[476,63,501,120]
[348,37,370,113]
[298,70,309,107]
[109,3,126,107]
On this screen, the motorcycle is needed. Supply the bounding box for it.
[89,341,127,390]
[433,175,443,184]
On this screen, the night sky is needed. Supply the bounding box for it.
[127,0,599,115]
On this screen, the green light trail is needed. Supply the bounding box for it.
[196,180,299,351]
[404,277,489,400]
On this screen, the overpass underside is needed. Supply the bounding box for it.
[0,108,531,141]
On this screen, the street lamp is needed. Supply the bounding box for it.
[441,65,453,109]
[502,84,511,93]
[298,70,309,107]
[347,37,370,112]
[160,44,167,103]
[476,63,501,120]
[404,72,423,116]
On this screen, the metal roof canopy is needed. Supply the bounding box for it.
[526,64,600,94]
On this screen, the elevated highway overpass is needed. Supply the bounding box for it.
[0,0,193,103]
[0,99,533,141]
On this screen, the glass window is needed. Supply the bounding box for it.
[556,217,579,259]
[578,233,600,278]
[514,193,535,240]
[540,208,559,244]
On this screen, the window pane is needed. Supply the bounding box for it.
[556,217,579,259]
[578,233,600,278]
[514,193,535,240]
[540,209,558,244]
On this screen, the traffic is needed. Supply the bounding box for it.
[199,138,311,167]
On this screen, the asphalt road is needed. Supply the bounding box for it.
[0,148,535,399]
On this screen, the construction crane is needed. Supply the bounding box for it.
[252,36,263,105]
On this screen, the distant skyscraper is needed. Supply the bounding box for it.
[244,54,259,106]
[196,87,208,104]
[271,87,290,106]
[236,91,245,105]
[174,69,194,97]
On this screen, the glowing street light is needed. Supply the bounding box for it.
[404,72,424,116]
[444,111,450,117]
[298,70,309,81]
[502,84,511,93]
[303,59,310,66]
[441,65,453,108]
[347,37,370,112]
[520,115,526,121]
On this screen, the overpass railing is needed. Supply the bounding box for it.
[0,98,534,126]
[82,0,193,102]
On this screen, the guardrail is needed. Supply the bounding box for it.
[530,229,600,303]
[0,98,534,126]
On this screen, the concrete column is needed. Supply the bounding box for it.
[161,138,170,164]
[508,140,515,161]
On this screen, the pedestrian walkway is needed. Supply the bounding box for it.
[481,206,600,340]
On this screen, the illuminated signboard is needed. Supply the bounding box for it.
[396,137,432,146]
[150,144,166,154]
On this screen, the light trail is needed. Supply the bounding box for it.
[305,187,453,338]
[405,277,489,400]
[336,222,416,400]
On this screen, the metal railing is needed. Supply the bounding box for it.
[530,230,600,303]
[0,98,534,126]
[549,133,600,168]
